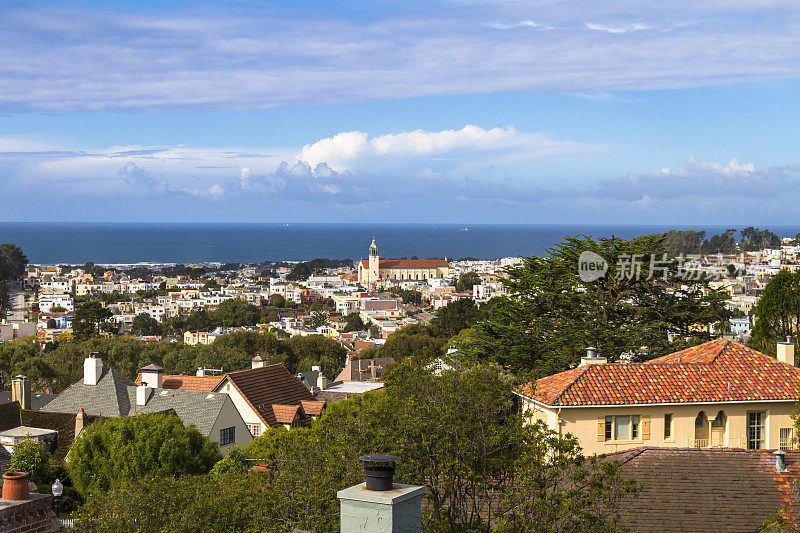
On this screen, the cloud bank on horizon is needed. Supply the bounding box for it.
[1,0,800,224]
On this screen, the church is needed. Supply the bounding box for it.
[357,238,450,288]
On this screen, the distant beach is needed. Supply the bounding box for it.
[2,223,799,264]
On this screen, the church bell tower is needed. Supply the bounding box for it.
[368,237,379,288]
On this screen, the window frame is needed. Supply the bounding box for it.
[604,414,644,442]
[664,413,673,440]
[747,411,766,450]
[219,426,236,446]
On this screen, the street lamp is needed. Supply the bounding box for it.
[51,478,63,517]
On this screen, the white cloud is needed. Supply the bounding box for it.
[585,22,650,34]
[297,125,586,171]
[240,167,252,189]
[208,184,224,198]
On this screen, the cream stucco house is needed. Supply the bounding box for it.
[516,339,800,456]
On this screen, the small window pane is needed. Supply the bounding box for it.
[615,416,630,440]
[604,416,613,440]
[632,416,640,439]
[664,414,673,439]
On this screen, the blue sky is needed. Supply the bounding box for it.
[2,0,800,224]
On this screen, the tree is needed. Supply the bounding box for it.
[453,235,732,377]
[749,269,800,355]
[0,242,28,281]
[430,298,485,339]
[213,298,260,327]
[8,438,51,485]
[185,308,214,332]
[47,318,57,329]
[268,294,287,308]
[287,334,347,377]
[287,262,312,281]
[343,312,365,332]
[72,302,113,340]
[50,305,67,314]
[209,447,249,477]
[202,279,219,290]
[309,310,328,329]
[378,323,443,362]
[131,312,160,337]
[455,271,481,293]
[68,412,221,495]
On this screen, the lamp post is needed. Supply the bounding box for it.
[51,478,63,517]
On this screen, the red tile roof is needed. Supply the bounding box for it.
[519,339,800,407]
[134,374,223,392]
[300,400,325,416]
[271,404,302,425]
[359,259,448,269]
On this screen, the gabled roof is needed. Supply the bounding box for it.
[216,364,315,428]
[271,404,303,425]
[44,367,136,417]
[300,400,325,417]
[135,373,223,392]
[519,339,800,407]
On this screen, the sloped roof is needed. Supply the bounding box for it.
[135,373,224,392]
[360,259,449,269]
[610,447,798,533]
[44,367,136,417]
[519,339,800,407]
[218,364,314,428]
[334,357,396,383]
[271,404,302,425]
[300,400,325,417]
[0,391,58,411]
[42,367,236,437]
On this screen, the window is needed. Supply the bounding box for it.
[603,415,645,441]
[247,424,260,437]
[664,413,673,439]
[747,412,766,449]
[220,426,236,445]
[780,428,793,451]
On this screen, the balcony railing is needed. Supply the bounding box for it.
[686,435,747,448]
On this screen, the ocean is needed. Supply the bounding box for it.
[1,223,798,265]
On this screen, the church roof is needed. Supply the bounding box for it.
[360,259,449,269]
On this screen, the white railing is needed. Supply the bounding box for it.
[60,518,75,528]
[686,434,747,448]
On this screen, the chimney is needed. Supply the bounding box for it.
[136,384,152,406]
[196,367,205,377]
[84,353,103,385]
[777,337,795,366]
[338,454,425,533]
[313,366,328,390]
[75,408,86,436]
[775,450,787,472]
[140,364,163,388]
[11,375,31,410]
[579,346,607,367]
[252,354,265,369]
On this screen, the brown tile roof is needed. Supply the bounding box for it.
[218,364,315,428]
[135,373,223,392]
[610,447,798,533]
[300,400,325,417]
[271,404,302,425]
[519,339,800,407]
[360,259,449,269]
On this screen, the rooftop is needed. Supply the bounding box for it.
[519,339,800,407]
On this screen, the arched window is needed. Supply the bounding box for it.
[712,410,726,427]
[695,411,705,427]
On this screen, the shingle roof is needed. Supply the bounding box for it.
[219,364,315,428]
[135,373,223,392]
[0,392,58,411]
[611,447,798,533]
[519,339,800,406]
[42,367,236,438]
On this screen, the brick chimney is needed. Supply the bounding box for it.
[252,354,266,369]
[11,375,31,410]
[83,353,102,385]
[140,364,163,388]
[312,365,328,390]
[777,337,795,366]
[75,408,86,436]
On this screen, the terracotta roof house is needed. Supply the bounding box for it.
[42,356,251,454]
[516,339,800,455]
[612,447,800,533]
[210,358,326,438]
[334,357,395,383]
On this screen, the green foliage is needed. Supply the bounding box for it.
[75,473,273,533]
[309,310,328,329]
[377,323,444,362]
[131,312,160,336]
[67,413,221,496]
[72,302,113,340]
[185,308,214,332]
[202,279,219,290]
[286,262,312,281]
[0,242,28,281]
[429,297,485,339]
[49,305,67,314]
[455,270,481,293]
[8,438,51,485]
[47,318,58,329]
[749,269,800,356]
[268,293,287,308]
[214,298,260,327]
[209,447,249,477]
[288,334,348,378]
[455,234,732,376]
[343,312,365,332]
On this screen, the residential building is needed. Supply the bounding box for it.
[43,357,251,453]
[516,339,800,455]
